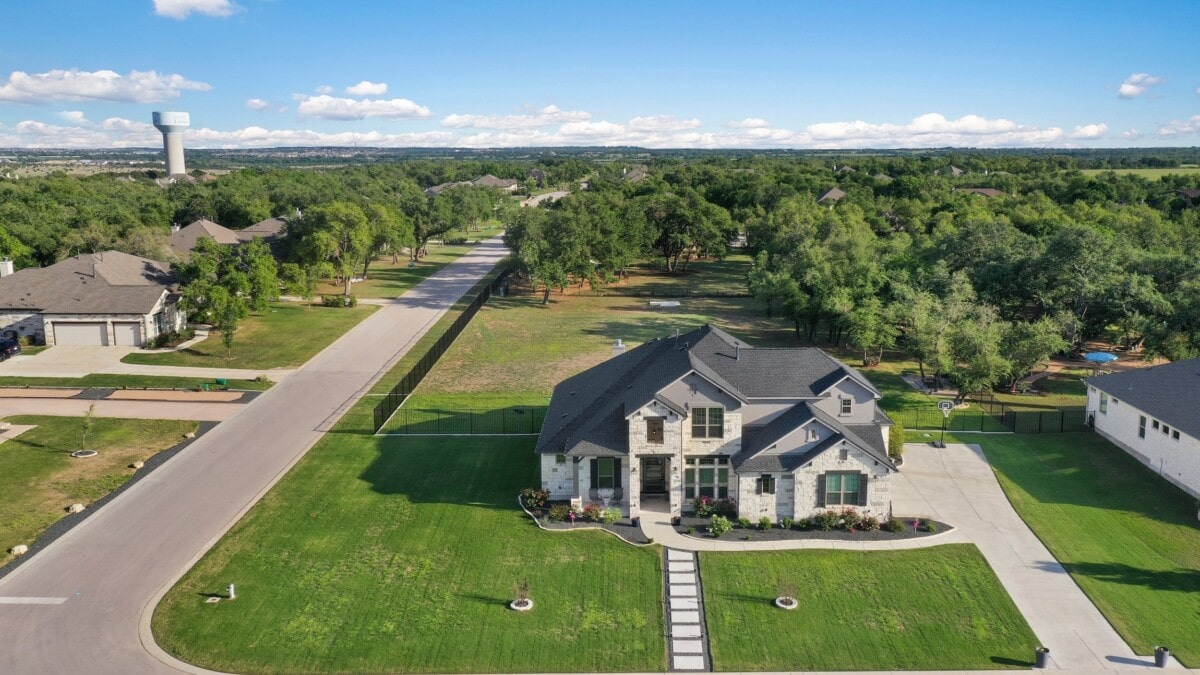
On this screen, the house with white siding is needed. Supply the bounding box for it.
[536,325,897,522]
[0,251,184,346]
[1086,359,1200,498]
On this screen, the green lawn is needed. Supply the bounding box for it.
[970,433,1200,665]
[0,415,198,565]
[123,302,377,370]
[0,374,272,390]
[152,435,665,673]
[416,293,794,406]
[702,545,1037,671]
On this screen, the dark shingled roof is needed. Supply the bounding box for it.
[1086,359,1200,440]
[536,325,889,471]
[0,251,174,314]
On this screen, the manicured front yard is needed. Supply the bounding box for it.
[702,545,1037,671]
[153,435,665,673]
[0,415,198,565]
[974,433,1200,665]
[123,302,377,370]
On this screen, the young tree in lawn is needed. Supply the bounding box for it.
[279,262,316,308]
[238,238,279,313]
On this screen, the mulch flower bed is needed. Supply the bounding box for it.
[674,516,952,542]
[520,496,653,545]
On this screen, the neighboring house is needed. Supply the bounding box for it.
[1086,360,1200,498]
[528,168,547,186]
[521,191,570,208]
[956,187,1003,197]
[536,325,897,521]
[472,174,519,192]
[873,173,894,183]
[817,187,846,204]
[1175,188,1200,204]
[424,181,471,197]
[0,251,184,346]
[948,165,965,177]
[167,217,286,261]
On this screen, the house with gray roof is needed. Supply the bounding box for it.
[0,251,184,346]
[1086,359,1200,498]
[817,187,846,204]
[167,217,285,262]
[536,325,896,522]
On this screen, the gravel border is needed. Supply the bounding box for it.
[674,515,953,542]
[0,421,218,581]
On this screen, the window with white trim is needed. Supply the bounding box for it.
[840,397,853,415]
[691,407,724,439]
[1099,392,1108,414]
[1138,416,1146,439]
[806,426,819,442]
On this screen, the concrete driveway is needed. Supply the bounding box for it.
[0,237,507,674]
[895,442,1182,671]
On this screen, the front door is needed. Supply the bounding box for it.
[641,457,666,494]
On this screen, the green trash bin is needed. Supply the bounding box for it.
[215,378,228,386]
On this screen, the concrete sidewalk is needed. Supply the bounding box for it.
[0,398,244,421]
[0,345,294,382]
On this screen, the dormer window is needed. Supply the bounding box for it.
[806,427,819,443]
[840,397,853,416]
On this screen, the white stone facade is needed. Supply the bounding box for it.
[1088,386,1200,498]
[0,311,44,342]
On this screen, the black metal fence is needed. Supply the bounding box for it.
[371,272,509,433]
[378,406,548,435]
[890,406,1090,434]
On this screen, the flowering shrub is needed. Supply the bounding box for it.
[813,510,840,531]
[691,496,737,519]
[581,503,604,522]
[857,514,881,532]
[520,487,550,508]
[709,515,732,537]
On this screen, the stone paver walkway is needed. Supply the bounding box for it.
[664,548,709,671]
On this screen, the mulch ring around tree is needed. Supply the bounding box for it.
[520,498,653,545]
[675,515,953,542]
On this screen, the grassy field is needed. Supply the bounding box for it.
[0,415,198,565]
[152,435,665,674]
[413,292,794,408]
[968,433,1200,665]
[0,374,272,390]
[577,254,754,297]
[123,302,377,370]
[1080,167,1200,180]
[702,544,1037,671]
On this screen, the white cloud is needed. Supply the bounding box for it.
[1117,72,1163,99]
[799,113,1063,148]
[58,110,88,124]
[1069,123,1108,139]
[1122,129,1142,140]
[728,117,770,129]
[294,94,431,120]
[245,98,270,111]
[314,85,333,95]
[1158,115,1200,137]
[628,115,701,132]
[0,68,210,104]
[441,105,590,129]
[153,0,238,19]
[345,80,388,96]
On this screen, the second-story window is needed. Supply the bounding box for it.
[691,407,724,439]
[840,397,853,415]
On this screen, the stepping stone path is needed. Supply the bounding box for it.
[664,548,711,671]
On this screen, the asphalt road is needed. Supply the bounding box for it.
[0,238,507,674]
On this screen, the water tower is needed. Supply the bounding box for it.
[152,111,190,176]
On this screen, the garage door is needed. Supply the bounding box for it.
[112,322,142,346]
[54,322,108,346]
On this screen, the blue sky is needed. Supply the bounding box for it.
[1,0,1197,149]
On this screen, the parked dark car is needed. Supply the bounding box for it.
[0,339,21,360]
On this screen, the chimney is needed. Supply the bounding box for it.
[171,224,181,233]
[0,260,12,277]
[612,338,625,357]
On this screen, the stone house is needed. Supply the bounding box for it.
[1086,359,1200,498]
[0,251,184,346]
[536,325,897,522]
